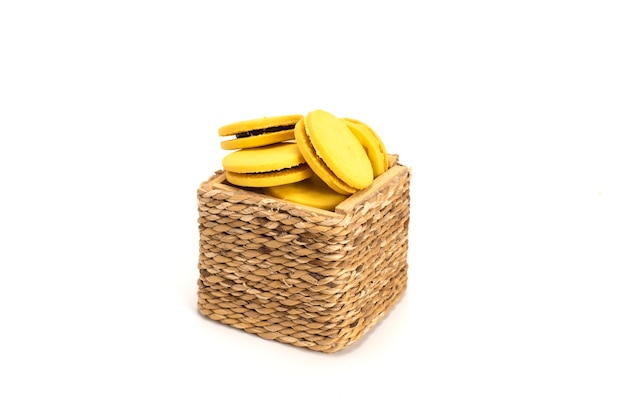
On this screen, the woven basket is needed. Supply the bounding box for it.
[197,155,411,353]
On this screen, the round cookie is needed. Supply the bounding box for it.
[264,174,348,211]
[225,165,312,187]
[342,118,388,177]
[294,119,356,195]
[296,110,373,194]
[218,114,302,150]
[222,142,313,187]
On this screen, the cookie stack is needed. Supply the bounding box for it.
[217,109,388,211]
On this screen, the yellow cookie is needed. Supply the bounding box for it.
[296,110,373,194]
[294,119,356,195]
[342,118,388,177]
[222,142,312,187]
[264,174,348,211]
[225,165,312,187]
[218,114,302,150]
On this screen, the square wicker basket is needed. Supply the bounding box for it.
[196,155,411,353]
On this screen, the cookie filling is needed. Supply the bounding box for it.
[235,124,296,138]
[246,163,308,174]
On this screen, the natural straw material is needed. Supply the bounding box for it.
[197,156,411,353]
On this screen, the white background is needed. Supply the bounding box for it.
[1,1,625,399]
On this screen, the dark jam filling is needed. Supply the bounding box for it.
[235,124,296,138]
[247,163,306,174]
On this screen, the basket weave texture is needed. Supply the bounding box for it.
[197,158,411,353]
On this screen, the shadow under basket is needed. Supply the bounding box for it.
[197,155,412,353]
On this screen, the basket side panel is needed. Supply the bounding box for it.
[197,179,355,352]
[322,165,411,350]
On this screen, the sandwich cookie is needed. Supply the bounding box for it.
[222,142,313,187]
[295,110,373,195]
[263,174,348,211]
[218,114,303,150]
[342,118,388,177]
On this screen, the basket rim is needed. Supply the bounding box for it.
[199,154,408,217]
